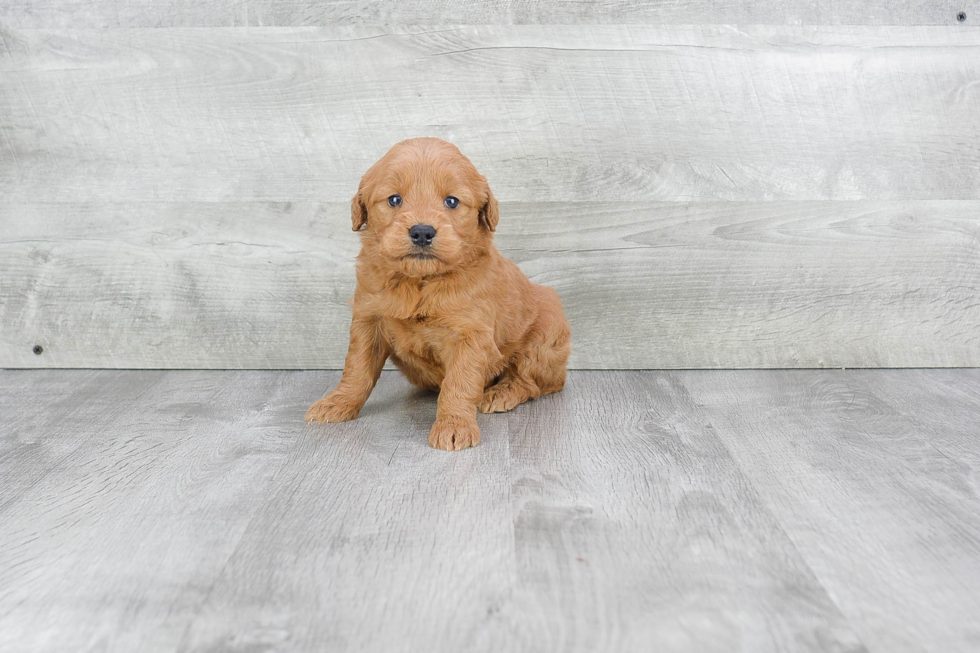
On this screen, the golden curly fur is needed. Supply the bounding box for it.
[306,138,571,450]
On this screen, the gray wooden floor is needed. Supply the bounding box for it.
[1,369,978,653]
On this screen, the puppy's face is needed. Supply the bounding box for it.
[351,138,498,278]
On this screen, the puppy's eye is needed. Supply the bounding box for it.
[387,195,402,208]
[444,196,459,209]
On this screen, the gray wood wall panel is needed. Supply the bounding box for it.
[2,26,979,204]
[2,200,977,369]
[1,0,976,28]
[1,24,978,369]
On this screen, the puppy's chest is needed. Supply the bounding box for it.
[381,314,453,363]
[372,280,467,360]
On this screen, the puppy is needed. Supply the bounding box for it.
[306,138,571,450]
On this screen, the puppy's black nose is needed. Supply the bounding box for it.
[409,224,436,247]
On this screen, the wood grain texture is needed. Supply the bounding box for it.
[2,25,978,369]
[852,368,980,464]
[0,369,888,652]
[2,26,979,204]
[2,200,977,369]
[0,369,166,510]
[0,370,305,652]
[179,372,522,652]
[0,0,976,28]
[505,372,866,652]
[679,369,980,653]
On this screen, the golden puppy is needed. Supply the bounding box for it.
[306,138,571,450]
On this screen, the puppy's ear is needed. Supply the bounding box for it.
[479,185,499,232]
[351,192,368,231]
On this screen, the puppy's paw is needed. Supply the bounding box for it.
[305,393,361,423]
[480,381,531,414]
[428,418,481,451]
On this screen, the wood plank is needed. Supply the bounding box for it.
[0,369,307,652]
[0,201,359,369]
[0,369,871,651]
[679,369,980,653]
[2,26,979,204]
[837,369,980,465]
[0,369,166,511]
[2,200,977,369]
[179,372,522,652]
[504,371,866,652]
[0,0,973,28]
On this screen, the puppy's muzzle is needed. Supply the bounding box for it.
[409,224,436,248]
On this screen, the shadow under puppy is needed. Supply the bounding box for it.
[306,137,571,451]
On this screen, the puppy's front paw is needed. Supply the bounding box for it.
[428,418,481,451]
[305,393,361,423]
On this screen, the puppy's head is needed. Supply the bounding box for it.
[351,138,498,278]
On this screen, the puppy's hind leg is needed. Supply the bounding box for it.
[480,286,571,414]
[480,373,537,414]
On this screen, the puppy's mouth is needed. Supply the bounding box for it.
[403,252,439,261]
